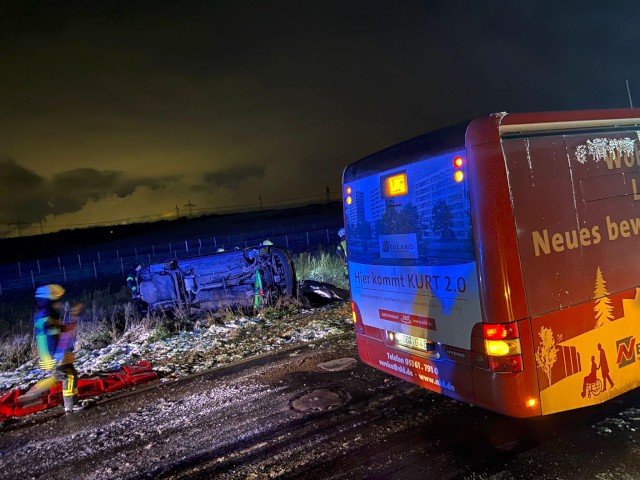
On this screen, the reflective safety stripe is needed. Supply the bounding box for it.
[63,372,77,397]
[39,358,55,370]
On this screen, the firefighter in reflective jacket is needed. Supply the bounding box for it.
[20,284,83,413]
[336,228,348,279]
[127,264,142,298]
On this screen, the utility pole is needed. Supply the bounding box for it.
[39,219,44,235]
[10,219,27,237]
[175,204,180,219]
[184,200,195,217]
[626,79,634,108]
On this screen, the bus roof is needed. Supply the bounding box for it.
[343,109,640,183]
[343,120,471,183]
[498,109,640,137]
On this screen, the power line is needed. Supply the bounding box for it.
[0,192,341,238]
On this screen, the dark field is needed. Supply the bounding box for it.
[0,202,344,309]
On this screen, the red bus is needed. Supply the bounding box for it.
[342,109,640,417]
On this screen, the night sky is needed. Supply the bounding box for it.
[1,0,637,236]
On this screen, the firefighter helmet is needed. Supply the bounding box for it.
[262,239,273,246]
[35,284,65,300]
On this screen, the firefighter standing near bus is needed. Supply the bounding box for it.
[336,228,348,279]
[19,284,83,414]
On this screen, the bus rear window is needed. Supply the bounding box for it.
[344,149,474,266]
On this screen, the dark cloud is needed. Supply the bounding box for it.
[0,156,49,224]
[203,165,264,189]
[0,159,179,224]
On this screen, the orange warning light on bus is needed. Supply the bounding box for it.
[384,173,408,197]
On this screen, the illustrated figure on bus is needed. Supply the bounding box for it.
[581,355,602,398]
[597,343,614,391]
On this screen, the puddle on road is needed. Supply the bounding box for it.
[289,388,350,412]
[317,358,358,372]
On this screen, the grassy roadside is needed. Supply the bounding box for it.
[0,250,349,372]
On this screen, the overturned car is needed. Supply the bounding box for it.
[136,245,296,313]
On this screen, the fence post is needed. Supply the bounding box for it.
[286,235,289,249]
[169,243,172,254]
[214,237,217,248]
[31,270,35,289]
[120,257,124,276]
[306,232,310,249]
[185,240,188,253]
[63,266,67,283]
[18,262,22,277]
[37,259,41,274]
[78,254,82,268]
[93,261,97,279]
[58,257,61,271]
[326,229,330,244]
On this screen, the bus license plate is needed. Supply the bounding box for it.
[395,332,430,352]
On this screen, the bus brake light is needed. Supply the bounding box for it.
[483,323,518,339]
[453,156,464,168]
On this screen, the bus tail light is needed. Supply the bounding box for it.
[483,323,518,339]
[484,339,521,356]
[483,322,523,373]
[351,301,364,333]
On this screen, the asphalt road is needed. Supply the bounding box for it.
[3,334,640,480]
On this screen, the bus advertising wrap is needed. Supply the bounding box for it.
[349,261,481,349]
[505,130,640,414]
[345,149,481,356]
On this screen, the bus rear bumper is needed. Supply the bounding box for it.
[356,332,542,417]
[356,333,475,404]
